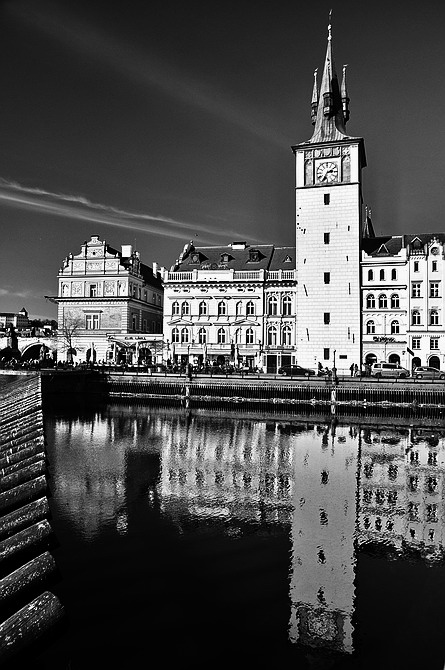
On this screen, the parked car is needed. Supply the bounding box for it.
[413,366,445,380]
[278,364,315,377]
[370,362,410,379]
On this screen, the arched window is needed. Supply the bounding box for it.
[412,310,421,326]
[199,301,207,316]
[282,325,292,346]
[246,301,255,317]
[282,295,292,315]
[217,328,226,344]
[366,294,375,309]
[391,269,397,281]
[366,320,375,335]
[430,310,439,325]
[391,320,400,335]
[235,301,242,317]
[267,296,278,315]
[181,301,190,316]
[368,269,374,281]
[246,328,254,345]
[390,294,399,309]
[218,301,226,316]
[181,328,189,343]
[380,269,385,281]
[172,301,180,316]
[267,326,277,346]
[378,294,387,309]
[172,327,180,343]
[198,327,207,344]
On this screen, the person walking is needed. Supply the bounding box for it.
[350,363,355,377]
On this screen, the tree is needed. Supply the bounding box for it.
[58,312,83,364]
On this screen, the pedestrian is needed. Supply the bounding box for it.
[350,363,355,377]
[187,363,193,381]
[354,363,359,376]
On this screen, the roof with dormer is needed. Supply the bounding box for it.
[362,234,445,257]
[171,242,296,273]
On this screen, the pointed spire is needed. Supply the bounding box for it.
[311,68,319,125]
[341,64,350,124]
[362,207,375,239]
[307,11,348,143]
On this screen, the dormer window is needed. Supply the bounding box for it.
[189,253,201,264]
[248,249,260,263]
[284,255,292,263]
[221,253,230,263]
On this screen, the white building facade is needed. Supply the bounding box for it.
[52,235,164,364]
[163,241,296,371]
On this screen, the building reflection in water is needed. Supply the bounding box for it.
[47,405,445,658]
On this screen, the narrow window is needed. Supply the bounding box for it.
[324,194,330,205]
[368,269,373,281]
[324,232,330,244]
[324,272,330,284]
[323,348,329,360]
[324,312,330,324]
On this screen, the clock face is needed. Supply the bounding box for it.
[316,161,338,183]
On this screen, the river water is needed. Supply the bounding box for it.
[26,402,445,668]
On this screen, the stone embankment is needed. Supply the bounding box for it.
[0,374,63,664]
[38,369,445,412]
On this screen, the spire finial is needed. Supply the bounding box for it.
[328,9,332,41]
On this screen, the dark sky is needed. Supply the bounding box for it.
[1,0,444,319]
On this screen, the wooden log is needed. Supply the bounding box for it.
[0,430,45,453]
[0,520,52,565]
[0,591,64,662]
[0,476,47,514]
[0,447,45,472]
[1,454,46,478]
[0,498,49,541]
[0,552,56,605]
[0,461,46,493]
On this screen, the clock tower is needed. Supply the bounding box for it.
[292,17,366,373]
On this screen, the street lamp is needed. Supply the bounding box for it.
[333,349,338,384]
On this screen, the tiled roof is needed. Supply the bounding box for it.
[173,243,276,272]
[268,247,295,270]
[363,234,445,257]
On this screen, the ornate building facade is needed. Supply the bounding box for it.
[52,235,164,364]
[162,241,296,371]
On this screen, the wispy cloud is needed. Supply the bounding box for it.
[9,2,289,147]
[0,178,260,244]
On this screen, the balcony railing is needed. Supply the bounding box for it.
[267,270,296,281]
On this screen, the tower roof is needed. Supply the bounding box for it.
[296,14,362,147]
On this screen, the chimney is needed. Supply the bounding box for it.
[153,261,158,276]
[121,244,133,257]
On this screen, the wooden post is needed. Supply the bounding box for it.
[0,552,57,604]
[0,591,64,662]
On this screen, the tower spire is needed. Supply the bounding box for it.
[307,10,349,143]
[341,64,350,123]
[311,69,319,125]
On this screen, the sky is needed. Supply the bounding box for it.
[1,0,445,319]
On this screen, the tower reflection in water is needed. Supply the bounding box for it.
[48,405,445,658]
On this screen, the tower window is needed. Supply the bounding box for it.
[323,348,330,360]
[324,194,330,205]
[323,312,330,324]
[324,232,330,244]
[324,272,330,284]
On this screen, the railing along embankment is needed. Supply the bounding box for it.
[0,374,64,664]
